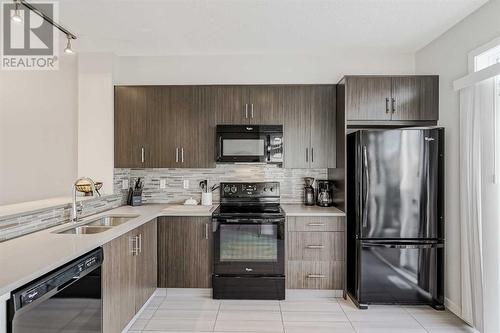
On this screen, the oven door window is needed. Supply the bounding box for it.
[220,224,278,262]
[223,139,265,157]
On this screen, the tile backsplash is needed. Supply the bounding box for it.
[114,165,328,204]
[0,194,125,242]
[1,165,330,242]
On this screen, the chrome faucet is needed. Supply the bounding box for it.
[72,177,96,223]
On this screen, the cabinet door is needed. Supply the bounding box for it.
[283,86,312,168]
[115,86,148,168]
[310,85,336,168]
[391,76,439,121]
[146,87,177,167]
[247,86,283,125]
[158,217,212,288]
[213,86,249,124]
[102,230,137,333]
[197,86,218,168]
[170,86,201,168]
[345,77,392,121]
[135,219,157,312]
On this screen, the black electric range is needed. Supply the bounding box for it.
[212,182,285,300]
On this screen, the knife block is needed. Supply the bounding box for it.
[127,188,143,206]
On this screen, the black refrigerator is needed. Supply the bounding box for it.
[346,128,444,310]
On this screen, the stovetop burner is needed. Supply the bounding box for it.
[213,182,284,218]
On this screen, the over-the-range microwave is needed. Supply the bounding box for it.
[216,125,283,165]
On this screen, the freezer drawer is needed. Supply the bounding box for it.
[358,241,444,306]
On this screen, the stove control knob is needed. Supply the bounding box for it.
[270,187,274,192]
[263,187,268,192]
[231,186,237,193]
[224,186,230,193]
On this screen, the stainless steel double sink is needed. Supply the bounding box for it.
[56,215,139,235]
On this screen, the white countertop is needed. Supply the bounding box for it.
[0,204,217,296]
[281,204,345,216]
[0,203,344,296]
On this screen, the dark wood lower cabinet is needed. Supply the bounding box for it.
[158,217,213,288]
[102,219,157,333]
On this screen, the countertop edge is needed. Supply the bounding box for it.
[0,203,345,295]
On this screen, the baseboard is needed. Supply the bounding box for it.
[285,289,343,299]
[445,297,462,317]
[154,288,342,300]
[121,292,156,333]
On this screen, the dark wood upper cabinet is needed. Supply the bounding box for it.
[283,85,336,169]
[344,75,439,122]
[247,86,283,124]
[345,76,392,121]
[158,217,212,288]
[283,86,312,168]
[115,86,148,168]
[391,76,439,121]
[213,86,249,124]
[116,84,337,169]
[310,85,336,168]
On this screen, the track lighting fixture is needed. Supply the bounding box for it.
[11,0,23,23]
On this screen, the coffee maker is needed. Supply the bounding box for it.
[316,180,334,207]
[304,177,315,206]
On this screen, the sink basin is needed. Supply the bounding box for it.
[86,215,139,227]
[58,225,112,235]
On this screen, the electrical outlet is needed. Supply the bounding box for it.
[122,179,129,190]
[183,179,189,189]
[160,179,166,189]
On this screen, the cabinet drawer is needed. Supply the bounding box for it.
[287,216,344,232]
[287,232,344,261]
[286,261,343,289]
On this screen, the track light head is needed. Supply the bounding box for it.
[64,36,74,54]
[11,2,23,23]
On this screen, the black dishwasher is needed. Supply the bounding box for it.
[7,248,103,333]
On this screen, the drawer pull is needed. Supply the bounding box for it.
[307,274,326,279]
[306,245,325,249]
[307,223,325,226]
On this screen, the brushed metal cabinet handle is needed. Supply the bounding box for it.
[181,147,184,163]
[141,147,145,163]
[205,223,209,240]
[251,104,254,118]
[138,233,142,254]
[385,97,390,113]
[306,148,308,162]
[307,274,326,279]
[130,236,139,256]
[176,147,179,163]
[391,97,396,114]
[306,245,325,249]
[307,223,325,226]
[311,147,314,163]
[245,104,248,118]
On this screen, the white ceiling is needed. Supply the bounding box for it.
[57,0,488,56]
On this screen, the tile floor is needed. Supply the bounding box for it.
[127,289,476,333]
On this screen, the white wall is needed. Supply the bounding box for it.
[78,53,114,194]
[113,51,415,85]
[0,55,78,205]
[415,0,500,320]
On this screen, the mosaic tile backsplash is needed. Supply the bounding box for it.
[0,194,125,242]
[0,165,329,242]
[114,165,328,204]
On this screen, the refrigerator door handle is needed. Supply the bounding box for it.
[362,242,444,249]
[362,145,369,229]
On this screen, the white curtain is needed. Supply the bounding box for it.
[459,77,500,333]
